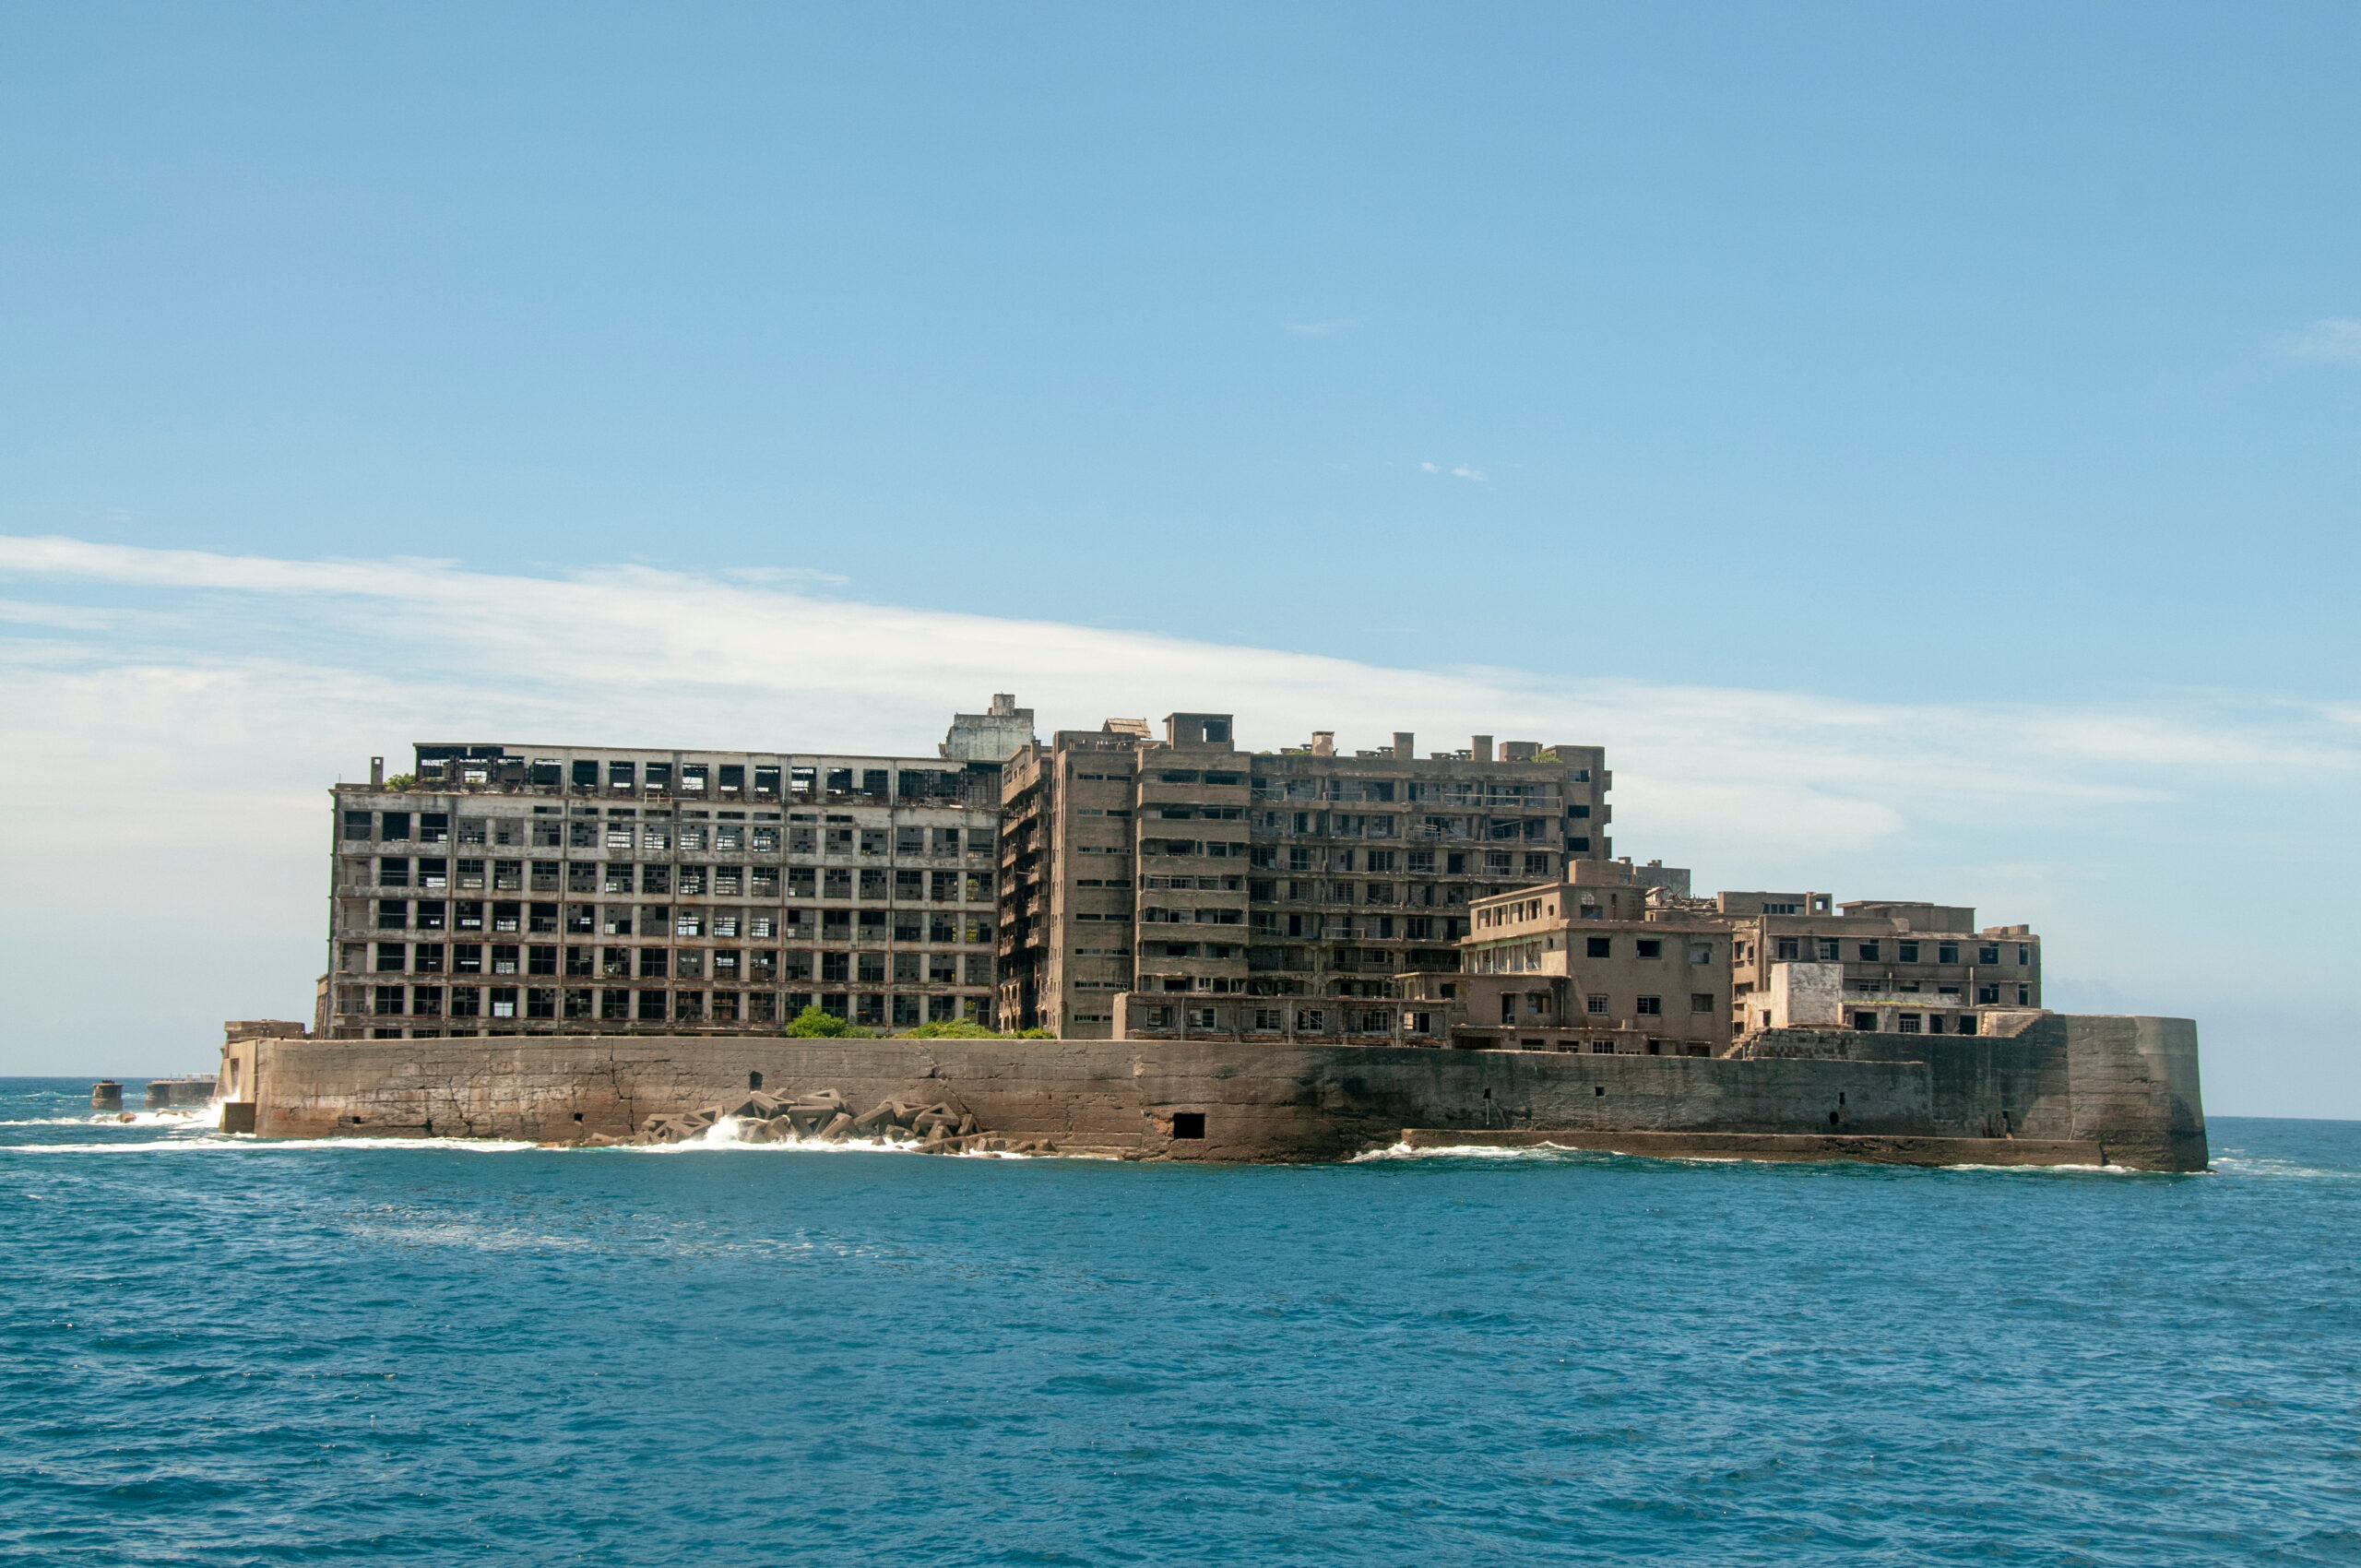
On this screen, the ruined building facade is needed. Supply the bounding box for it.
[996,714,1610,1039]
[323,719,1015,1040]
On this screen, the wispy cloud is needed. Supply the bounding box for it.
[1283,316,1363,339]
[3,533,2358,1098]
[2285,317,2361,362]
[1418,461,1488,481]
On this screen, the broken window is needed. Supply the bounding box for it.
[374,984,406,1016]
[602,946,632,978]
[1775,937,1799,962]
[854,952,884,984]
[861,769,888,798]
[342,810,373,840]
[572,761,599,791]
[492,861,523,892]
[454,943,483,973]
[1938,942,1960,965]
[1858,941,1880,961]
[457,819,488,847]
[492,901,521,933]
[642,826,671,852]
[641,865,671,895]
[608,761,635,791]
[1586,936,1611,958]
[676,949,706,980]
[412,985,444,1016]
[1898,941,1920,963]
[679,764,706,794]
[491,944,520,974]
[376,898,409,930]
[638,948,669,979]
[825,767,853,796]
[528,946,558,976]
[448,986,481,1018]
[529,861,560,892]
[858,869,886,899]
[379,857,411,888]
[677,865,706,897]
[646,763,673,791]
[414,943,445,972]
[565,946,594,977]
[636,990,667,1022]
[821,952,849,982]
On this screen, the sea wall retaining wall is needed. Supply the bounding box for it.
[240,1013,2206,1170]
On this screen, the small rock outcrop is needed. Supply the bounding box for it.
[577,1090,1058,1155]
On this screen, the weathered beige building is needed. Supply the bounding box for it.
[1717,893,2043,1036]
[323,708,1022,1039]
[1001,715,1610,1039]
[1450,881,1733,1055]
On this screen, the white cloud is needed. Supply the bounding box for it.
[2,533,2356,1107]
[1283,316,1363,339]
[1452,464,1488,482]
[2286,317,2361,362]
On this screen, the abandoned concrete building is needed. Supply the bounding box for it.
[996,714,1610,1039]
[319,692,2051,1052]
[323,711,1019,1040]
[1452,882,1733,1056]
[1716,893,2044,1036]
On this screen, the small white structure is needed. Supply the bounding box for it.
[1756,962,1845,1031]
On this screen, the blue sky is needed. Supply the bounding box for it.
[2,4,2356,1109]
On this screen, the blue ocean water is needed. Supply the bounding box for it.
[2,1079,2355,1565]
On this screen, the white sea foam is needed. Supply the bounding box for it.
[2209,1155,2357,1181]
[3,1133,542,1155]
[0,1104,219,1130]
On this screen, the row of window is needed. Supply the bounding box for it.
[1852,1011,1988,1035]
[1246,914,1465,940]
[1497,992,1717,1019]
[362,900,992,942]
[354,985,987,1028]
[1133,1003,1443,1033]
[348,813,991,857]
[1241,773,1591,802]
[409,758,981,803]
[368,861,996,900]
[1469,936,1717,973]
[1768,937,2035,966]
[1244,813,1571,843]
[352,942,997,984]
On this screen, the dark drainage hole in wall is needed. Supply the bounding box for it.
[1170,1113,1206,1139]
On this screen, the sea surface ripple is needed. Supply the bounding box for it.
[4,1078,2357,1565]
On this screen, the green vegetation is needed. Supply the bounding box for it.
[783,1005,858,1038]
[896,1020,1056,1039]
[382,774,418,791]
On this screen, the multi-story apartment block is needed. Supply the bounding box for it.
[323,709,1023,1039]
[999,714,1611,1039]
[1716,893,2043,1036]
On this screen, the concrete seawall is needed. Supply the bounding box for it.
[236,1013,2206,1170]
